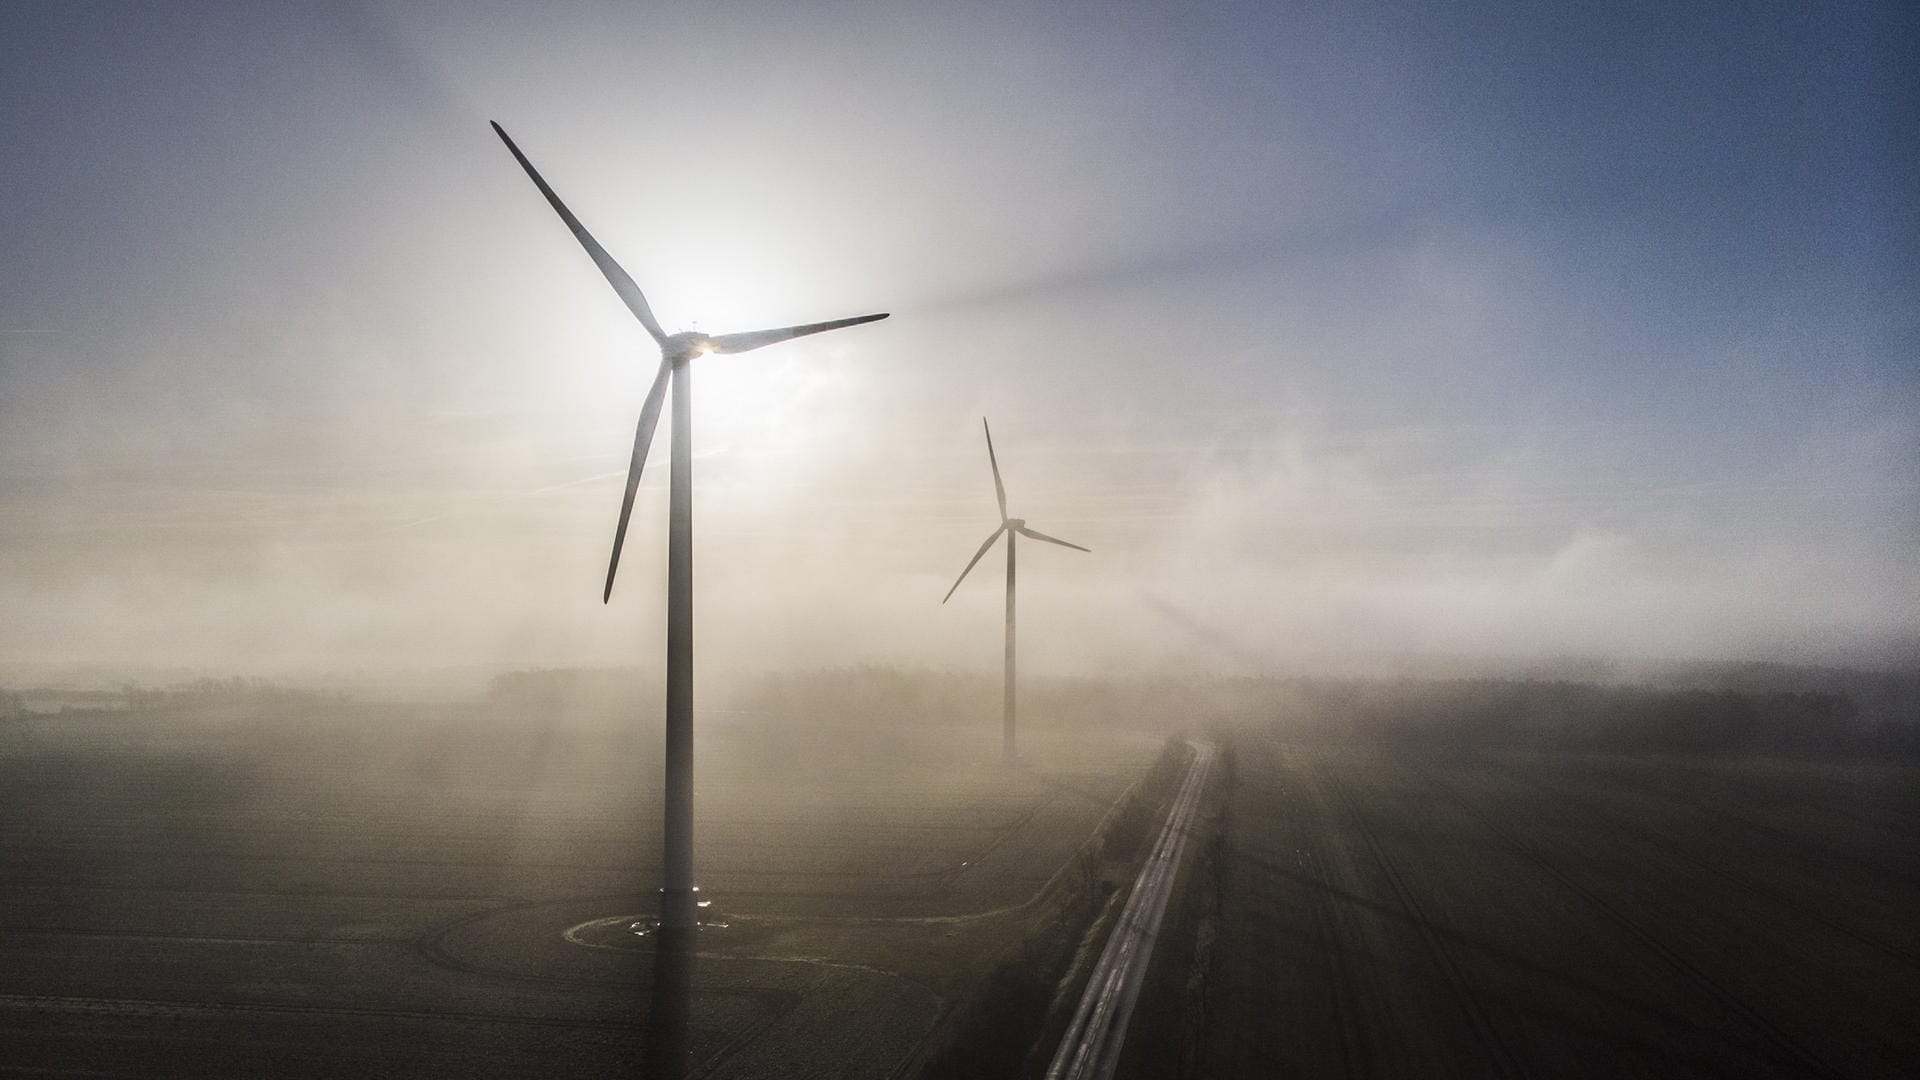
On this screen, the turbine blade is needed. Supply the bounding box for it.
[1014,525,1089,553]
[604,358,674,602]
[491,122,669,345]
[705,313,889,354]
[983,418,1007,520]
[942,524,1007,604]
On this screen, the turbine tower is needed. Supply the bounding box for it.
[492,122,887,930]
[943,419,1089,761]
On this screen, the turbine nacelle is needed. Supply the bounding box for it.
[664,332,713,362]
[488,121,886,602]
[941,419,1088,604]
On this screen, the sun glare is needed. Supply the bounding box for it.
[650,235,791,333]
[641,240,869,476]
[695,350,836,467]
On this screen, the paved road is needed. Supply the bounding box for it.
[1045,740,1216,1080]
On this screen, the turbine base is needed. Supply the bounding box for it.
[659,886,701,930]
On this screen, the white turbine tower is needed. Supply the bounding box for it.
[492,122,888,930]
[943,419,1089,761]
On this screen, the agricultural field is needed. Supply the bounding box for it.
[1166,722,1920,1078]
[6,671,1914,1078]
[0,692,1165,1078]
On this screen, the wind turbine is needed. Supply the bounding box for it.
[943,419,1089,761]
[491,122,887,931]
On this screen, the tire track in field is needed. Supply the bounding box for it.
[1566,764,1920,891]
[561,914,944,997]
[415,897,804,1078]
[725,765,1156,927]
[1222,736,1360,1078]
[0,882,515,901]
[1268,741,1359,1080]
[0,927,394,947]
[258,760,1141,1079]
[415,895,784,1000]
[559,914,944,1080]
[0,990,641,1032]
[1312,752,1528,1080]
[1202,733,1342,1076]
[1412,765,1848,1080]
[1610,762,1920,849]
[1497,764,1920,969]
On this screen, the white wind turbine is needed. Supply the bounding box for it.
[492,122,888,930]
[943,419,1089,761]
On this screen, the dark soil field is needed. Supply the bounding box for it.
[0,697,1163,1078]
[1169,722,1920,1079]
[5,672,1914,1078]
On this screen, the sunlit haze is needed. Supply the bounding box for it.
[3,1,1914,683]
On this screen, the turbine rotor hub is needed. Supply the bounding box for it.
[664,331,711,361]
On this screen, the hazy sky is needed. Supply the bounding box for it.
[2,1,1915,680]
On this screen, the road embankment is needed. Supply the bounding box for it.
[912,738,1199,1080]
[1043,741,1216,1080]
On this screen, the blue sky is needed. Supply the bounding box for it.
[1,1,1914,677]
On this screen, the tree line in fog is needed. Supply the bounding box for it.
[6,664,1913,757]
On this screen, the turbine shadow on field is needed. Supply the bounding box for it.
[645,928,694,1080]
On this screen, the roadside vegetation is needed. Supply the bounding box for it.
[918,739,1192,1080]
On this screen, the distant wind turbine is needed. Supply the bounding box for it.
[491,122,888,931]
[943,419,1089,761]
